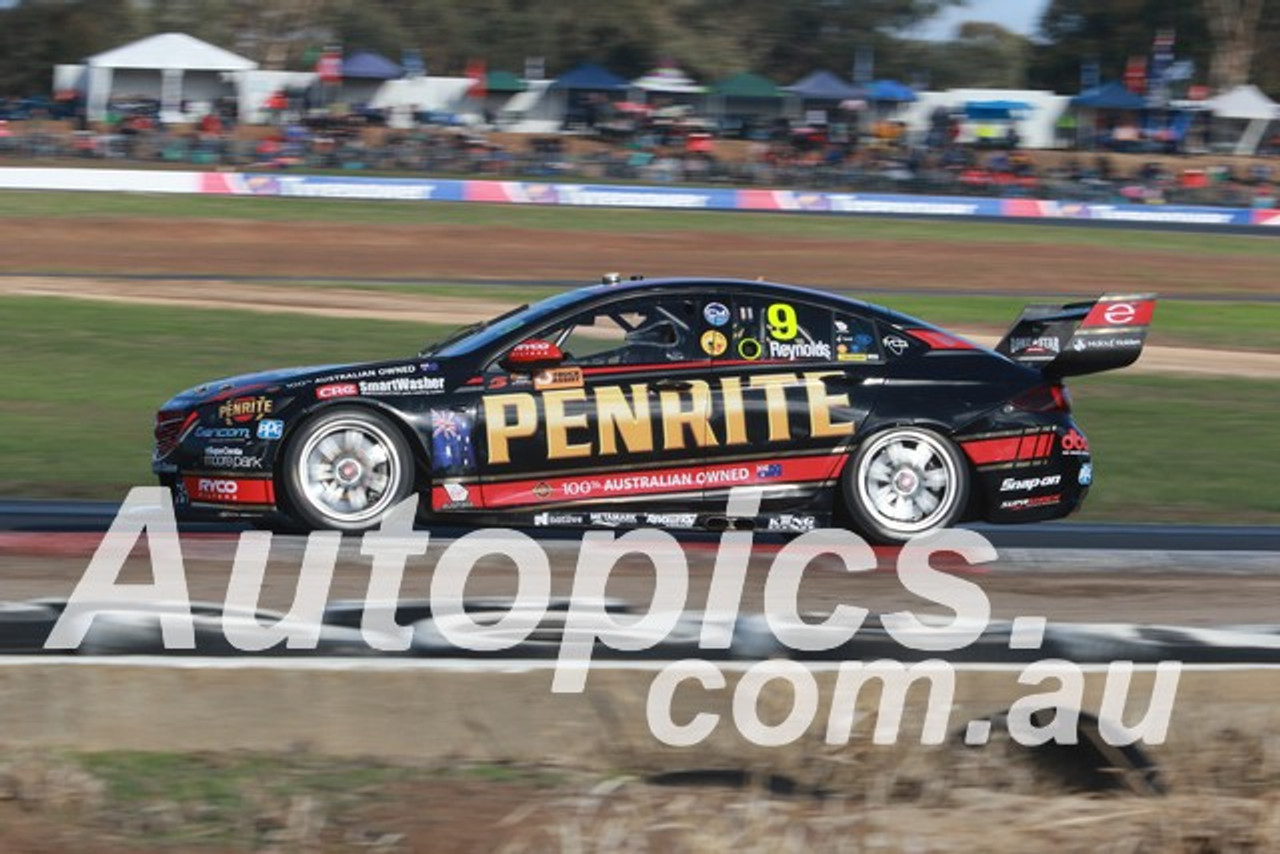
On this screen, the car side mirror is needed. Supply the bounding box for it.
[500,338,564,373]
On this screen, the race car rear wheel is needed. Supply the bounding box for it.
[282,407,414,531]
[843,426,969,543]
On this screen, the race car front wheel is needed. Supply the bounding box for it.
[282,407,415,532]
[842,426,969,543]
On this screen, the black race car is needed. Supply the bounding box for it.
[152,277,1154,542]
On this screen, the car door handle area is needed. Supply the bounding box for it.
[820,373,876,388]
[650,379,693,392]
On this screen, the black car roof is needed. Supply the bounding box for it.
[567,276,928,329]
[429,275,959,361]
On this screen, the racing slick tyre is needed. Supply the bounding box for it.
[281,407,415,532]
[842,426,969,544]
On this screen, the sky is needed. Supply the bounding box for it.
[913,0,1053,41]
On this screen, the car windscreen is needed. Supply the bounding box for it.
[424,289,594,358]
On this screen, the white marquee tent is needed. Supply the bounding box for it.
[82,32,258,123]
[1207,84,1280,154]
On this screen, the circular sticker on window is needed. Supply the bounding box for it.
[883,335,910,356]
[737,337,762,360]
[700,330,728,356]
[703,302,730,328]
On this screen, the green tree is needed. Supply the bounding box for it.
[0,0,140,95]
[924,22,1033,89]
[1025,0,1280,95]
[0,0,1000,98]
[321,0,962,80]
[1029,0,1210,92]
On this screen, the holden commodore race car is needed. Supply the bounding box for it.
[152,276,1154,542]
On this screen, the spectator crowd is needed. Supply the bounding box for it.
[0,93,1277,210]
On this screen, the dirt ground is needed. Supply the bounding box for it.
[3,214,1279,298]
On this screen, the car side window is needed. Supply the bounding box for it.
[732,296,836,362]
[531,296,703,367]
[833,312,882,362]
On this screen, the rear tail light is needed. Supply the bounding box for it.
[1010,383,1071,413]
[154,410,197,459]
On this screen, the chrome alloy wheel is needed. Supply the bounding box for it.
[855,428,962,536]
[295,417,404,526]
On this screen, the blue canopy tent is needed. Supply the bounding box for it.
[341,51,404,80]
[550,63,629,128]
[964,100,1031,120]
[331,51,403,119]
[784,71,863,131]
[785,70,862,102]
[1070,81,1146,110]
[962,100,1034,148]
[1070,81,1148,150]
[865,79,917,103]
[549,63,628,92]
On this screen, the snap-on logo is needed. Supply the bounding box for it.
[1000,474,1062,492]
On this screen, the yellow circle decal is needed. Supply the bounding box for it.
[700,330,728,356]
[738,337,762,360]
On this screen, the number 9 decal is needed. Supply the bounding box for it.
[766,303,798,341]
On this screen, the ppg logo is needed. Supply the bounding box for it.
[257,419,284,440]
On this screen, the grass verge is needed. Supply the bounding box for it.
[0,750,561,850]
[0,296,451,496]
[1,748,1275,853]
[1070,372,1280,523]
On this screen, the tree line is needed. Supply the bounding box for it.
[0,0,1276,99]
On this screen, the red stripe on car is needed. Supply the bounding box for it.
[471,455,842,509]
[1081,298,1155,328]
[183,476,275,505]
[906,329,978,350]
[960,437,1023,465]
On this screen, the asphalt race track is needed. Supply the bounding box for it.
[2,498,1278,552]
[2,498,1279,629]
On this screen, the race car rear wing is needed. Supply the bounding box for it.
[994,293,1156,378]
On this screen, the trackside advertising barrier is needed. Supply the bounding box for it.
[1,167,1276,226]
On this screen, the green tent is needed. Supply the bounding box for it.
[710,72,783,99]
[485,70,528,93]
